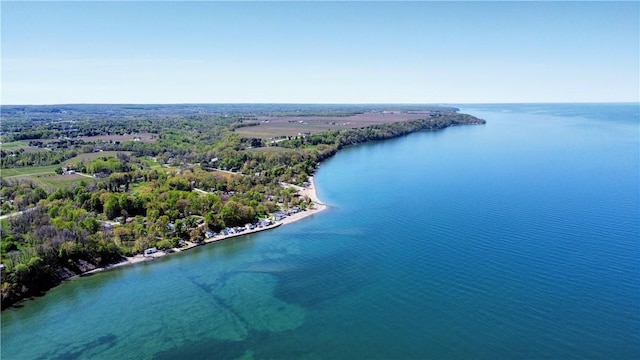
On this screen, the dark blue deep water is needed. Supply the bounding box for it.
[2,104,639,359]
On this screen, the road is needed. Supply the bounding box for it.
[0,207,37,220]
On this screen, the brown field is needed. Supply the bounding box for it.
[21,147,52,154]
[235,111,435,139]
[210,169,237,181]
[247,147,292,153]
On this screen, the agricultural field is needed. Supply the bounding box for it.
[247,147,293,154]
[19,147,51,154]
[1,141,53,155]
[235,111,438,139]
[80,133,156,143]
[1,164,61,178]
[22,133,157,145]
[1,151,133,193]
[32,173,97,191]
[66,151,132,163]
[0,141,29,149]
[1,172,96,191]
[1,152,129,178]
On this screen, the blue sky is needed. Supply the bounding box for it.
[2,1,638,104]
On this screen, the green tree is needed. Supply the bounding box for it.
[103,194,121,219]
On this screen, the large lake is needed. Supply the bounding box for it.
[2,104,639,359]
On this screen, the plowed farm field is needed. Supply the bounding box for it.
[235,111,436,139]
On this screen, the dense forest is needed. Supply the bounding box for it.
[0,104,484,309]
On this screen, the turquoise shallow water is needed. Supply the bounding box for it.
[2,104,639,359]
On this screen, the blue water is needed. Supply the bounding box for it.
[2,103,639,359]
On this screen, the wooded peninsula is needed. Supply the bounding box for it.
[0,104,485,309]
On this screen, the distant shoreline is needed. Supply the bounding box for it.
[74,176,328,279]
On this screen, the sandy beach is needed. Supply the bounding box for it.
[81,176,327,276]
[280,176,327,224]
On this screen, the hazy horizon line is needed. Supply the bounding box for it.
[2,101,638,107]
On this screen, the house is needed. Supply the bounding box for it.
[273,212,286,221]
[101,222,113,230]
[144,247,157,256]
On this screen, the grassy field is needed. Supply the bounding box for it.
[1,141,52,154]
[36,174,97,190]
[1,151,133,191]
[81,133,156,143]
[0,141,29,150]
[1,151,130,178]
[68,151,132,163]
[139,156,161,168]
[2,173,97,191]
[18,133,157,144]
[1,165,61,178]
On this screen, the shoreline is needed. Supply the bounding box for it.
[79,176,327,277]
[2,114,486,310]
